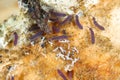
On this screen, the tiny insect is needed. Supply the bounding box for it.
[93,17,105,30]
[13,32,18,46]
[57,69,67,80]
[75,15,83,29]
[89,28,95,44]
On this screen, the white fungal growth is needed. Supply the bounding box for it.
[18,0,28,13]
[84,0,99,8]
[41,0,79,14]
[0,15,31,49]
[102,7,120,49]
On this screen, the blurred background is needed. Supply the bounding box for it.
[0,0,19,23]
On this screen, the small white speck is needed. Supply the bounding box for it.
[48,40,53,46]
[72,58,79,65]
[76,10,83,18]
[65,51,73,61]
[53,47,59,52]
[64,64,73,71]
[40,37,45,47]
[59,47,66,53]
[67,44,70,50]
[56,52,65,60]
[31,41,35,46]
[25,52,30,55]
[72,47,79,53]
[59,39,70,43]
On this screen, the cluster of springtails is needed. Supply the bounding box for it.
[28,11,105,44]
[11,0,106,79]
[12,0,105,46]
